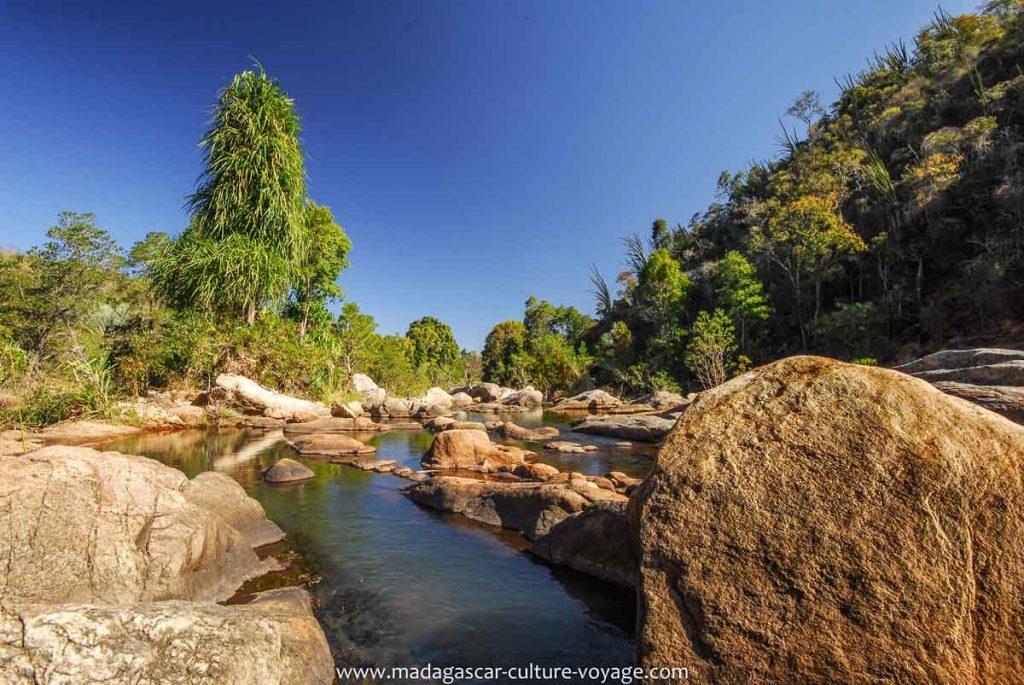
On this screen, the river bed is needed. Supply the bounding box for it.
[103,410,654,672]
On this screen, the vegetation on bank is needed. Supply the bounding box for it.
[482,2,1024,394]
[0,66,478,428]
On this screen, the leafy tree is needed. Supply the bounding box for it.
[713,250,771,350]
[152,64,308,323]
[289,203,352,336]
[406,316,460,384]
[685,309,738,390]
[334,302,378,377]
[482,320,528,385]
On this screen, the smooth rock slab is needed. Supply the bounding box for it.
[0,587,334,685]
[544,440,598,454]
[282,416,388,436]
[215,374,331,422]
[182,471,284,548]
[498,422,559,441]
[573,414,675,442]
[263,458,315,484]
[289,434,376,457]
[531,500,635,588]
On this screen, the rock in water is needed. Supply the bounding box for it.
[573,414,675,442]
[632,355,1024,683]
[0,587,334,684]
[0,446,267,604]
[289,434,376,457]
[422,429,529,472]
[263,458,315,484]
[215,374,331,422]
[498,421,560,441]
[531,500,635,588]
[282,416,389,436]
[404,476,590,539]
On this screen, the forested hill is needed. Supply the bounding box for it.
[483,1,1024,395]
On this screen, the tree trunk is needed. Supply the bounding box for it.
[245,301,256,325]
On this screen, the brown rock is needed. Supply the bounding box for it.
[531,500,636,588]
[403,476,589,539]
[283,416,389,436]
[544,440,598,453]
[182,471,284,548]
[289,434,375,457]
[263,458,315,484]
[498,421,560,441]
[422,429,529,472]
[633,355,1024,683]
[513,462,561,481]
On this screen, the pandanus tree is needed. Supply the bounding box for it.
[151,64,310,323]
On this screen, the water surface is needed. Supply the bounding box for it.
[104,412,652,673]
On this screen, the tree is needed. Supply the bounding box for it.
[685,309,738,390]
[713,250,771,350]
[749,195,865,345]
[152,64,308,323]
[289,203,352,336]
[405,316,460,384]
[482,320,527,385]
[334,302,378,377]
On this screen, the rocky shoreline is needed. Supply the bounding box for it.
[4,349,1024,682]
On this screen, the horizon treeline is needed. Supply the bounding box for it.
[483,1,1024,395]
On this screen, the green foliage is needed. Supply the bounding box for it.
[482,320,528,386]
[289,202,352,335]
[152,64,308,322]
[713,250,770,350]
[685,310,738,390]
[406,316,460,385]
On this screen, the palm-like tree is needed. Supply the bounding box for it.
[152,63,308,323]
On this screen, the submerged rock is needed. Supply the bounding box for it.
[425,416,487,432]
[422,429,530,472]
[0,587,334,685]
[573,414,675,442]
[633,355,1024,683]
[215,374,330,422]
[0,446,267,604]
[263,458,315,484]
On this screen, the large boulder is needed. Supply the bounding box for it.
[552,389,622,412]
[421,429,529,472]
[215,374,330,422]
[0,446,267,604]
[422,387,454,411]
[467,383,503,402]
[633,355,1024,683]
[894,347,1024,376]
[331,399,364,418]
[0,587,334,684]
[404,476,589,539]
[573,414,675,442]
[932,381,1024,423]
[425,416,487,433]
[351,373,386,409]
[531,500,635,588]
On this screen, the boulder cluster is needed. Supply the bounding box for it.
[0,445,334,683]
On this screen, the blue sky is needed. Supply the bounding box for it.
[1,0,977,349]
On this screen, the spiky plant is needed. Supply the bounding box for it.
[153,63,308,322]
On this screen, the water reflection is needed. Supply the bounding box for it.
[102,414,646,671]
